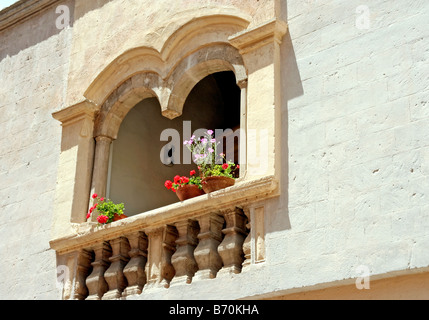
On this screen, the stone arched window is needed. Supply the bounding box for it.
[50,15,287,298]
[51,15,286,234]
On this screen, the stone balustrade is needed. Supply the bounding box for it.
[50,176,279,300]
[69,208,247,300]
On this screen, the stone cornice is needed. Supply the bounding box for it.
[49,175,279,255]
[52,100,100,126]
[0,0,60,32]
[229,18,288,55]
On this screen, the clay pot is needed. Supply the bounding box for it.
[176,184,205,201]
[202,176,235,194]
[113,213,127,222]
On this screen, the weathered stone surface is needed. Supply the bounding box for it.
[1,0,429,301]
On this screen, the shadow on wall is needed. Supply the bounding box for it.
[268,0,304,234]
[0,0,76,61]
[0,0,119,62]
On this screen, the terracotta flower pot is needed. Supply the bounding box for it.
[202,176,235,194]
[176,184,205,201]
[113,213,127,222]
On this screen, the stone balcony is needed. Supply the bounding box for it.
[50,175,279,300]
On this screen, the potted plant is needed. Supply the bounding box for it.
[86,193,127,225]
[184,130,239,193]
[165,170,205,201]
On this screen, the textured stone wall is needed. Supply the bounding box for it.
[0,0,75,299]
[272,0,429,292]
[0,0,428,300]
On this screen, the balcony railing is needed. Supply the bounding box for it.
[50,175,278,300]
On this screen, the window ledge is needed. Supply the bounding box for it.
[49,175,279,255]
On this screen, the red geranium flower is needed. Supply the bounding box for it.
[174,175,181,184]
[190,170,196,176]
[182,176,189,184]
[222,163,229,170]
[92,193,98,199]
[236,165,240,169]
[165,180,173,189]
[97,215,108,224]
[86,212,91,220]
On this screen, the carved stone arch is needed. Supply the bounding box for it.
[95,72,166,140]
[84,14,250,112]
[165,43,247,118]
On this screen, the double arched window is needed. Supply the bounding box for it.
[108,71,241,215]
[52,15,286,226]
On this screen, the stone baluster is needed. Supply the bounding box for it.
[85,242,112,300]
[103,237,130,300]
[171,220,200,284]
[145,225,178,289]
[242,208,252,268]
[123,232,148,297]
[194,213,224,280]
[73,249,94,300]
[218,207,248,275]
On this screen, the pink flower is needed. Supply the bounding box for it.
[222,163,229,170]
[208,148,214,153]
[100,197,105,202]
[207,130,214,135]
[97,215,109,224]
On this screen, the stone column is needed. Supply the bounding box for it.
[171,220,200,284]
[237,79,248,178]
[103,237,130,300]
[89,135,113,210]
[194,213,224,280]
[86,242,112,300]
[123,232,148,297]
[218,208,248,275]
